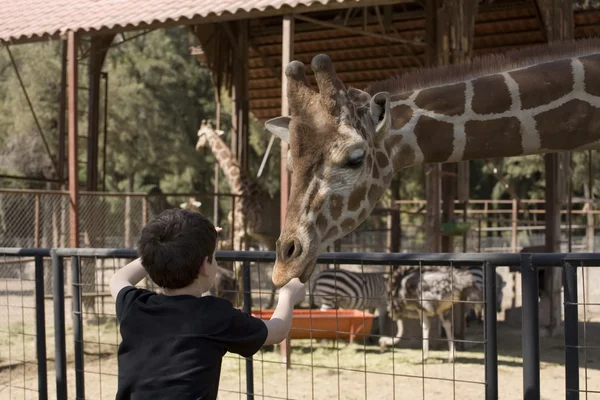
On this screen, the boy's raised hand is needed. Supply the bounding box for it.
[279,278,306,306]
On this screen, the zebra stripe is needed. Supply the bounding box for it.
[311,269,387,312]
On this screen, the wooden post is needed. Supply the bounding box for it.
[536,0,573,336]
[87,35,115,192]
[280,14,294,369]
[67,31,79,248]
[511,199,518,253]
[214,97,221,225]
[425,0,479,347]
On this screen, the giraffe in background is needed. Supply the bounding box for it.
[196,120,280,308]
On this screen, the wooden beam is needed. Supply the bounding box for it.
[293,14,425,46]
[280,14,294,370]
[87,34,115,192]
[67,31,80,248]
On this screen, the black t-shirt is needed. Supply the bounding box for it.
[115,286,268,400]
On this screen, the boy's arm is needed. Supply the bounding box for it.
[262,278,305,346]
[109,257,148,300]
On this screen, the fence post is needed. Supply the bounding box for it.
[72,256,85,399]
[242,261,254,400]
[34,255,48,400]
[51,250,67,399]
[521,254,540,400]
[563,261,579,400]
[484,262,498,400]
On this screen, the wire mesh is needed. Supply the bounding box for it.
[5,249,600,399]
[0,191,70,248]
[55,252,496,400]
[0,254,47,400]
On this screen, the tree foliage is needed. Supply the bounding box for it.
[0,28,596,208]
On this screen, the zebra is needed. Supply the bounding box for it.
[310,269,389,339]
[462,266,506,326]
[379,265,505,362]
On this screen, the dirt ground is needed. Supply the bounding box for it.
[2,277,600,400]
[2,314,600,400]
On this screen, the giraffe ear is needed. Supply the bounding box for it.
[265,116,291,143]
[369,92,391,135]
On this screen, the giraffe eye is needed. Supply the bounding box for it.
[345,149,365,168]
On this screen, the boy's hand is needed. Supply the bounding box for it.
[279,278,306,305]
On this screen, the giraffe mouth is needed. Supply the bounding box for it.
[299,263,316,283]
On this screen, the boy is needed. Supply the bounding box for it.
[109,209,305,400]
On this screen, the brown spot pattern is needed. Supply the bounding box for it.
[537,99,600,150]
[340,218,355,233]
[372,164,380,180]
[390,92,412,101]
[367,184,383,206]
[382,171,393,185]
[509,59,573,110]
[390,104,414,130]
[375,151,389,169]
[323,226,340,242]
[311,193,325,212]
[316,214,328,235]
[347,183,367,212]
[414,83,466,116]
[414,116,455,163]
[471,74,512,114]
[580,54,600,97]
[329,194,344,221]
[463,117,522,160]
[358,209,368,221]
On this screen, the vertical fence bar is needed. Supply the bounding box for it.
[521,254,540,400]
[242,261,254,400]
[34,255,48,400]
[71,256,85,399]
[51,250,67,399]
[484,262,498,400]
[563,261,579,400]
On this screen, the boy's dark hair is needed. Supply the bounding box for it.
[138,209,217,289]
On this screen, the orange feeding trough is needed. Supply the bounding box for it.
[252,309,375,344]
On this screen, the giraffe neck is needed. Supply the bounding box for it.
[205,132,248,196]
[384,53,600,171]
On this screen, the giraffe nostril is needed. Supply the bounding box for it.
[282,240,302,261]
[286,243,295,258]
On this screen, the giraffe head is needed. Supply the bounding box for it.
[196,119,225,151]
[265,54,394,287]
[180,197,202,213]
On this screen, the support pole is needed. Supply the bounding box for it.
[58,40,67,188]
[87,35,115,192]
[425,0,479,345]
[67,31,80,248]
[536,0,573,336]
[280,14,294,370]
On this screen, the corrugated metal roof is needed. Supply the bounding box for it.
[245,4,600,121]
[0,0,365,44]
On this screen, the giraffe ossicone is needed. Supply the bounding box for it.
[265,39,600,288]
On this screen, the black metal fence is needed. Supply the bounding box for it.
[0,247,599,399]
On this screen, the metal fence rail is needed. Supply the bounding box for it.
[1,248,599,399]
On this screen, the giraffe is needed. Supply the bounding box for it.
[196,119,281,308]
[264,38,600,288]
[180,197,202,212]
